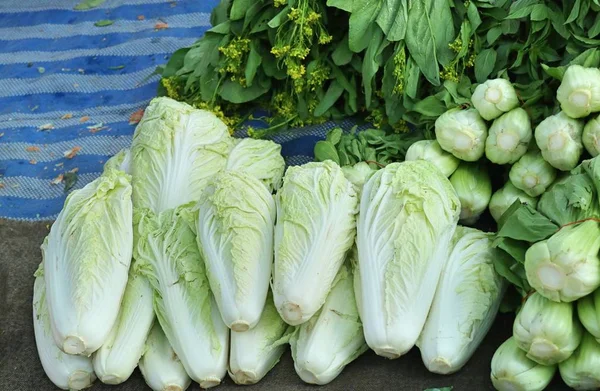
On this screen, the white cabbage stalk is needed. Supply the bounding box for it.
[485,108,532,164]
[491,337,557,391]
[42,169,133,356]
[92,267,155,384]
[449,163,492,225]
[556,65,600,118]
[197,170,276,332]
[139,323,191,391]
[578,289,600,343]
[559,332,600,390]
[509,150,557,197]
[103,148,131,174]
[356,160,460,358]
[291,261,368,385]
[405,139,460,177]
[471,78,520,121]
[130,97,231,212]
[341,162,378,194]
[273,160,358,326]
[135,206,229,388]
[418,226,505,374]
[525,220,600,303]
[534,111,584,171]
[229,292,293,385]
[583,115,600,157]
[489,182,538,223]
[435,108,488,161]
[513,292,582,365]
[33,265,96,390]
[226,138,286,192]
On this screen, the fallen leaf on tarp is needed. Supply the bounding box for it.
[78,69,85,74]
[108,65,125,70]
[29,159,37,165]
[26,146,40,152]
[50,174,64,185]
[0,133,4,138]
[31,105,39,112]
[63,146,82,159]
[69,167,79,174]
[55,162,64,167]
[129,109,145,125]
[38,67,45,74]
[64,172,78,193]
[87,122,104,130]
[38,123,54,131]
[74,0,106,10]
[94,20,113,27]
[0,183,5,189]
[61,113,73,120]
[155,22,168,30]
[79,116,90,123]
[137,15,145,20]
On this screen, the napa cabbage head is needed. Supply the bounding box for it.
[33,264,96,391]
[273,160,358,326]
[341,162,377,194]
[513,292,582,365]
[291,261,367,385]
[139,323,191,391]
[196,170,276,332]
[226,138,285,192]
[42,168,133,356]
[405,139,460,177]
[356,160,460,358]
[134,205,228,388]
[130,97,231,212]
[418,226,505,374]
[229,291,293,385]
[491,337,556,391]
[103,148,131,174]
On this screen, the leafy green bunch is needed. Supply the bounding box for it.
[158,0,600,137]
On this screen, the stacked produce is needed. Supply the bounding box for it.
[32,0,600,389]
[34,95,511,390]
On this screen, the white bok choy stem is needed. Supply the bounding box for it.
[418,226,505,374]
[228,291,294,385]
[139,322,191,391]
[197,170,276,332]
[291,260,368,385]
[42,168,133,356]
[92,265,155,384]
[33,264,96,390]
[135,205,229,388]
[356,160,460,358]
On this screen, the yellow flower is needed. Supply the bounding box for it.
[161,77,182,100]
[318,32,333,45]
[274,0,286,7]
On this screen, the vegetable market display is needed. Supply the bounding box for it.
[31,1,600,391]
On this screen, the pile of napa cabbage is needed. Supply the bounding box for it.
[33,96,512,391]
